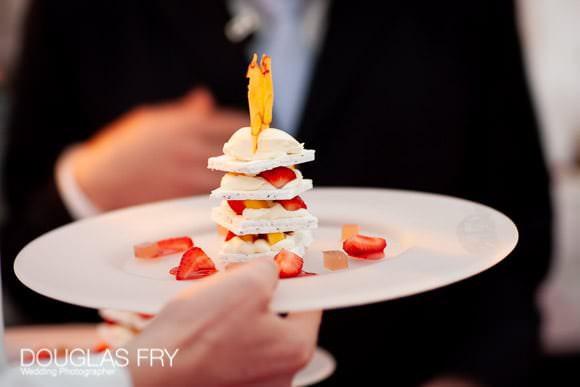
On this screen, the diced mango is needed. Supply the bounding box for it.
[266,232,285,245]
[342,224,360,241]
[239,234,256,243]
[323,250,349,271]
[243,200,271,209]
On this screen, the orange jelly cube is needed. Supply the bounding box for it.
[134,242,160,258]
[216,225,228,237]
[323,250,349,271]
[342,224,360,241]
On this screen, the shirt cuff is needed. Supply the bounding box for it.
[55,146,103,220]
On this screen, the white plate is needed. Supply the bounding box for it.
[293,348,335,387]
[14,188,518,314]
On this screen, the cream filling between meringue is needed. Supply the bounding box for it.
[221,200,308,220]
[220,169,303,191]
[222,230,312,255]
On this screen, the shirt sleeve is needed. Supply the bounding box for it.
[55,146,103,220]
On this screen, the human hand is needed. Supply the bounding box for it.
[125,258,322,387]
[73,88,248,210]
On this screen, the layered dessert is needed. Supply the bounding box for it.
[208,54,317,262]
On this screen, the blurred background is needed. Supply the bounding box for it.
[0,0,579,384]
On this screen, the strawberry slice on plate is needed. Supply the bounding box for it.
[156,236,193,254]
[343,234,387,260]
[175,247,217,280]
[134,237,193,259]
[277,196,307,211]
[227,200,246,215]
[259,167,296,188]
[274,249,304,278]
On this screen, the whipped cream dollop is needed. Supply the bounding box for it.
[223,127,304,161]
[220,169,303,191]
[222,230,312,255]
[221,200,308,220]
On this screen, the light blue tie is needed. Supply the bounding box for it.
[248,0,312,136]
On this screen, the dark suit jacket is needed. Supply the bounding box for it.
[1,1,552,386]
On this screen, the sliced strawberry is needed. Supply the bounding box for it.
[138,313,155,319]
[225,230,237,241]
[343,234,387,259]
[170,266,216,280]
[93,342,110,353]
[274,249,304,278]
[298,271,318,277]
[175,247,217,280]
[177,268,217,280]
[259,167,296,188]
[277,196,307,211]
[37,350,52,360]
[156,236,193,255]
[227,200,246,215]
[357,251,385,260]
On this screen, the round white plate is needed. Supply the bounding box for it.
[14,188,518,314]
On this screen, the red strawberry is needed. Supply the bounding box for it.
[227,200,246,215]
[274,249,304,278]
[175,247,217,280]
[277,196,307,211]
[225,230,236,241]
[343,234,387,259]
[170,266,216,279]
[178,269,217,280]
[156,236,193,255]
[93,342,110,353]
[259,167,296,188]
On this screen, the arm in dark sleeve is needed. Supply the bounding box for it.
[1,0,98,324]
[435,0,552,385]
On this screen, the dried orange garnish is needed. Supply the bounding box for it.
[247,53,273,152]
